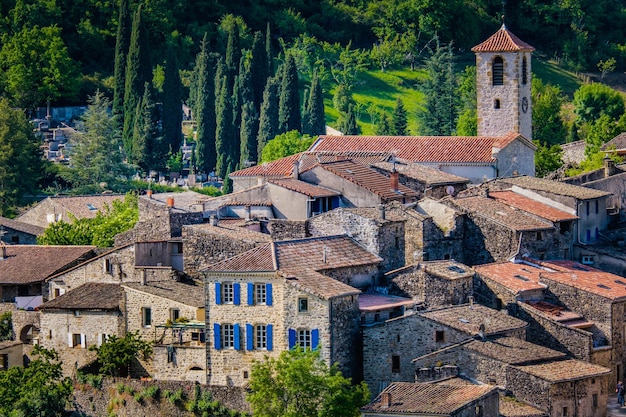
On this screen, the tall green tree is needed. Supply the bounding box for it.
[247,347,369,417]
[303,70,325,135]
[341,105,359,135]
[266,22,274,75]
[112,0,131,115]
[68,91,127,188]
[456,66,477,136]
[0,99,44,216]
[377,113,393,135]
[122,4,152,159]
[392,98,408,135]
[215,74,235,177]
[162,42,183,153]
[225,23,241,78]
[417,41,458,136]
[257,75,280,158]
[573,83,625,125]
[278,54,301,134]
[532,79,567,145]
[194,34,217,175]
[250,30,270,113]
[240,100,259,167]
[132,82,162,171]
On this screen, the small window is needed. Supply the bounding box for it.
[564,248,569,259]
[392,355,400,373]
[563,406,568,417]
[536,231,543,241]
[222,324,235,348]
[142,307,152,327]
[298,297,308,313]
[74,310,81,317]
[560,221,571,234]
[593,393,598,407]
[0,354,8,370]
[444,254,451,260]
[222,282,234,303]
[72,333,82,348]
[10,235,18,244]
[494,99,501,109]
[298,329,311,349]
[435,330,445,343]
[170,308,180,322]
[476,405,484,417]
[104,259,113,275]
[54,288,61,298]
[492,57,504,85]
[522,56,528,85]
[254,283,266,305]
[243,371,249,379]
[595,200,599,214]
[256,325,267,349]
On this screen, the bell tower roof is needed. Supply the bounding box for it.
[471,24,535,53]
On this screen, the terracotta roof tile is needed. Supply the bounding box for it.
[490,191,578,222]
[372,162,470,185]
[474,262,547,293]
[361,382,497,414]
[420,304,527,335]
[309,132,526,164]
[500,176,611,200]
[283,268,360,300]
[451,196,554,231]
[499,394,549,417]
[358,293,414,311]
[204,243,276,272]
[0,217,45,236]
[471,25,535,52]
[230,153,302,177]
[515,358,611,382]
[18,195,125,221]
[0,245,97,284]
[267,178,340,197]
[465,336,567,364]
[316,160,419,201]
[123,281,204,307]
[41,283,121,310]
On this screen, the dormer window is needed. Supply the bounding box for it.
[492,57,504,85]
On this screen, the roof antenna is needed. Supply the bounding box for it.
[501,0,507,29]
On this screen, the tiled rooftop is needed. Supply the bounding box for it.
[474,262,547,293]
[490,190,578,222]
[315,160,419,201]
[141,191,210,213]
[499,394,548,417]
[267,178,340,198]
[471,24,535,52]
[204,243,276,272]
[19,195,125,221]
[465,336,567,365]
[309,132,526,164]
[421,260,475,280]
[601,132,626,151]
[372,162,470,185]
[500,176,611,200]
[451,196,554,231]
[230,153,302,177]
[0,245,96,284]
[282,268,361,300]
[515,358,611,382]
[420,304,527,336]
[123,281,205,307]
[41,283,121,311]
[540,269,626,301]
[361,382,496,414]
[358,293,414,311]
[186,222,272,243]
[0,216,45,236]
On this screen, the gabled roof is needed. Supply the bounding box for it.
[18,195,124,221]
[0,216,45,236]
[359,293,414,311]
[474,261,547,294]
[313,160,419,201]
[140,191,210,213]
[123,281,205,307]
[499,176,611,200]
[0,245,97,284]
[41,283,121,311]
[420,304,527,336]
[465,336,567,365]
[267,178,340,198]
[309,132,533,164]
[489,190,579,222]
[372,162,470,185]
[451,196,554,231]
[601,132,626,151]
[361,382,497,414]
[514,358,611,382]
[471,24,535,53]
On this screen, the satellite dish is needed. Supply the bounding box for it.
[446,186,455,195]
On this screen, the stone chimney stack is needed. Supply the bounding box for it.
[381,392,392,408]
[292,160,300,180]
[378,204,386,220]
[604,156,615,178]
[0,243,6,260]
[390,171,399,192]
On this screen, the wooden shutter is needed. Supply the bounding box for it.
[266,283,273,306]
[234,323,241,350]
[80,334,87,348]
[215,282,222,304]
[234,283,241,305]
[213,323,221,350]
[246,324,254,350]
[311,329,319,350]
[288,329,296,349]
[266,324,273,351]
[68,333,73,347]
[247,283,254,305]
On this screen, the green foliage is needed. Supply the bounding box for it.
[0,345,73,417]
[532,79,567,145]
[392,98,408,135]
[38,193,138,247]
[370,33,403,72]
[247,347,369,417]
[215,71,235,177]
[303,71,326,136]
[162,41,184,151]
[240,101,259,167]
[534,140,564,178]
[88,330,152,377]
[76,370,103,389]
[583,114,621,157]
[194,33,217,175]
[164,388,185,406]
[261,131,315,163]
[376,113,393,135]
[112,0,131,115]
[598,57,616,81]
[222,163,233,194]
[340,105,360,135]
[278,55,302,134]
[132,82,164,171]
[257,75,280,157]
[0,311,12,341]
[573,83,625,125]
[456,66,477,135]
[566,150,624,177]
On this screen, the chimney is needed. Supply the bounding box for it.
[468,296,474,308]
[146,189,153,199]
[167,197,175,207]
[245,205,251,220]
[604,156,615,178]
[292,160,300,180]
[209,215,218,226]
[390,171,399,192]
[378,204,386,220]
[381,392,392,408]
[0,244,6,260]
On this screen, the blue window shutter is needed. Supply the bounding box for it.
[234,324,241,350]
[288,329,296,349]
[234,283,240,305]
[266,283,273,306]
[213,323,221,350]
[215,282,222,305]
[312,329,319,350]
[267,324,273,351]
[246,324,254,350]
[247,283,254,305]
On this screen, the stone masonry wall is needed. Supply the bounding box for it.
[330,294,361,380]
[321,264,379,289]
[152,345,207,384]
[386,265,425,301]
[267,219,308,240]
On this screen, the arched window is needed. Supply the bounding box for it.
[522,56,528,85]
[492,57,504,86]
[494,99,501,109]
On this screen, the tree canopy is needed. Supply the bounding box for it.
[89,330,152,377]
[261,130,316,163]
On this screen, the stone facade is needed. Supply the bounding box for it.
[151,344,207,384]
[266,219,308,240]
[0,341,23,369]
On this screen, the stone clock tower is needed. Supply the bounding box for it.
[472,24,535,140]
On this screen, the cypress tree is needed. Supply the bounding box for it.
[257,75,280,158]
[215,75,235,177]
[303,71,325,135]
[240,101,259,167]
[112,0,131,116]
[392,98,408,135]
[225,24,240,86]
[265,22,273,76]
[122,4,151,158]
[195,34,217,175]
[222,162,233,194]
[132,82,161,171]
[162,42,183,152]
[377,113,393,135]
[278,54,301,134]
[342,105,359,135]
[250,31,269,113]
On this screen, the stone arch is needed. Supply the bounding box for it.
[492,56,504,86]
[19,324,39,344]
[188,365,204,371]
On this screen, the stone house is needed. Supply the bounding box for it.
[16,194,124,229]
[122,280,206,383]
[360,382,499,417]
[362,303,527,395]
[0,217,44,245]
[203,235,382,386]
[0,341,23,369]
[39,283,124,375]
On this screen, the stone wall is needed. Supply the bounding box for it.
[498,137,536,177]
[330,294,361,380]
[321,264,379,289]
[473,274,545,311]
[0,228,38,245]
[386,265,424,301]
[267,219,308,240]
[12,309,40,344]
[152,345,207,384]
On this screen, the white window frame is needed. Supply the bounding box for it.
[222,324,235,349]
[222,282,234,304]
[254,283,266,305]
[255,325,267,350]
[298,329,311,349]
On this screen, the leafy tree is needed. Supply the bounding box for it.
[194,33,217,175]
[261,130,315,163]
[332,83,353,116]
[532,79,567,145]
[370,33,402,72]
[112,0,131,115]
[0,25,79,111]
[303,70,326,135]
[534,140,564,178]
[0,99,44,216]
[392,98,408,135]
[67,91,127,188]
[573,83,625,125]
[584,114,621,157]
[598,57,616,81]
[0,311,12,341]
[89,330,152,377]
[38,194,138,247]
[240,101,259,167]
[417,41,458,136]
[0,345,72,417]
[162,41,183,152]
[456,66,477,136]
[278,54,301,134]
[247,347,369,417]
[257,75,280,158]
